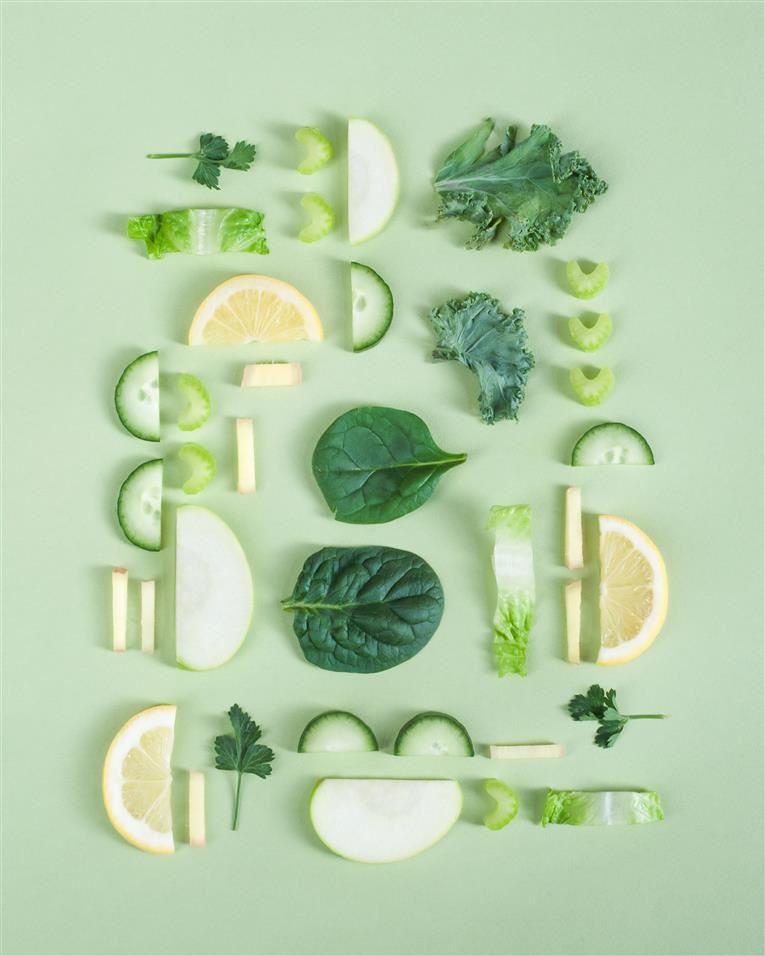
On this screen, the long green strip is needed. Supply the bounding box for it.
[488,505,535,677]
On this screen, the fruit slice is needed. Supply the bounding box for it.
[141,580,155,653]
[393,712,474,757]
[175,506,253,670]
[351,261,393,352]
[483,779,520,830]
[188,771,206,848]
[295,127,333,174]
[566,261,610,299]
[598,515,668,665]
[178,443,216,495]
[241,362,302,387]
[565,580,582,664]
[310,779,462,863]
[236,418,256,494]
[570,366,615,406]
[188,275,323,345]
[102,704,175,854]
[114,351,160,441]
[299,193,335,243]
[112,567,128,652]
[348,119,399,244]
[298,711,379,753]
[565,486,583,570]
[568,312,612,352]
[571,422,655,466]
[117,459,163,551]
[176,374,211,431]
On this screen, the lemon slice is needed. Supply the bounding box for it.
[188,275,323,345]
[598,515,668,665]
[102,705,175,854]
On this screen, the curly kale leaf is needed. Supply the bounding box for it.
[429,292,534,424]
[434,119,608,251]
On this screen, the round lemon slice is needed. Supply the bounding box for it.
[597,515,668,665]
[188,275,323,345]
[102,704,176,854]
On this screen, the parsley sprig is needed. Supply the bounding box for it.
[147,133,256,189]
[214,704,274,830]
[568,684,667,749]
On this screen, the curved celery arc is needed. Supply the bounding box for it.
[127,208,268,259]
[541,789,664,826]
[568,312,613,352]
[488,505,535,677]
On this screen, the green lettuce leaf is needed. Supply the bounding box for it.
[541,790,664,826]
[127,208,268,259]
[488,505,534,676]
[434,120,608,251]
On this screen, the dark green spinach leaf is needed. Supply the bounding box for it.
[312,406,466,524]
[282,545,444,673]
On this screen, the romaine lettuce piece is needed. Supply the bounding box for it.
[488,505,535,676]
[127,208,268,259]
[541,789,664,826]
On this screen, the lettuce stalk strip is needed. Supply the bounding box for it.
[541,790,664,826]
[127,208,268,259]
[488,505,534,676]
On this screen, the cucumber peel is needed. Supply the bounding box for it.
[566,260,609,299]
[568,313,612,352]
[178,443,216,495]
[483,779,520,830]
[176,373,211,431]
[299,193,335,243]
[295,127,333,174]
[570,366,615,406]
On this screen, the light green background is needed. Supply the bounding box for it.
[2,2,763,954]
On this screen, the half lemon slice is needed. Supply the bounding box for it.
[102,704,175,853]
[188,275,323,345]
[598,515,668,665]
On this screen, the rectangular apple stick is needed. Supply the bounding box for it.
[141,580,155,653]
[241,362,302,388]
[188,771,206,848]
[565,579,582,664]
[488,744,565,760]
[111,567,128,652]
[565,486,583,569]
[236,418,256,494]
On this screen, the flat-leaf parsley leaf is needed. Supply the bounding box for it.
[147,133,257,190]
[214,704,274,829]
[567,684,666,748]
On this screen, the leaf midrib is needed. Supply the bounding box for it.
[319,453,466,475]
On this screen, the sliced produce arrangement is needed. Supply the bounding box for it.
[568,684,667,748]
[282,545,444,673]
[146,132,256,189]
[570,366,615,405]
[175,506,253,670]
[178,443,216,495]
[433,119,607,250]
[348,118,399,244]
[568,312,612,352]
[393,712,474,757]
[312,406,466,523]
[309,779,462,863]
[117,459,163,551]
[566,260,610,299]
[298,711,379,753]
[102,705,176,854]
[214,704,274,831]
[488,505,535,677]
[351,261,393,352]
[298,193,335,243]
[571,422,655,465]
[127,208,268,259]
[114,351,160,441]
[483,779,520,830]
[430,293,534,424]
[541,789,664,826]
[295,126,333,174]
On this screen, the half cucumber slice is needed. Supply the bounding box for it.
[117,459,163,551]
[114,351,160,441]
[393,712,474,757]
[571,422,655,465]
[298,711,379,753]
[351,261,393,352]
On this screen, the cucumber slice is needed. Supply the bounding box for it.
[299,193,335,243]
[178,443,216,494]
[117,459,163,551]
[483,779,520,830]
[566,261,610,299]
[393,711,474,757]
[295,127,333,174]
[114,351,160,441]
[348,119,399,244]
[571,422,655,465]
[298,711,379,753]
[351,261,393,352]
[176,373,211,431]
[568,313,612,352]
[570,366,615,406]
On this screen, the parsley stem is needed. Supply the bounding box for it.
[145,152,194,159]
[625,714,667,720]
[232,772,243,830]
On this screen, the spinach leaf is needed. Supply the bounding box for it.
[282,546,444,673]
[312,406,467,524]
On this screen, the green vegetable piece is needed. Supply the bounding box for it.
[433,119,608,251]
[299,193,335,243]
[483,779,520,830]
[351,261,394,352]
[312,406,466,524]
[178,443,216,495]
[568,684,667,749]
[298,711,379,753]
[114,351,160,441]
[176,373,211,431]
[117,459,163,552]
[393,712,474,757]
[571,422,655,465]
[567,312,612,352]
[146,133,256,190]
[282,545,444,673]
[488,505,535,677]
[541,789,664,826]
[569,366,614,406]
[566,260,610,299]
[127,208,268,260]
[295,127,333,174]
[430,292,534,424]
[214,704,274,831]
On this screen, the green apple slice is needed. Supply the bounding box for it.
[348,119,399,244]
[310,778,462,863]
[175,506,253,670]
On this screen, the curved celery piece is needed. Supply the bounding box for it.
[570,366,614,406]
[179,443,216,495]
[566,260,610,299]
[176,374,211,431]
[483,779,520,830]
[299,193,335,243]
[568,313,612,352]
[541,789,664,826]
[295,127,333,174]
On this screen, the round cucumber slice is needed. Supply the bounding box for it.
[178,443,216,494]
[566,260,610,299]
[114,351,160,441]
[571,422,655,465]
[570,366,615,406]
[393,711,474,757]
[351,261,393,352]
[483,778,520,830]
[117,459,163,551]
[298,711,379,753]
[348,118,399,245]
